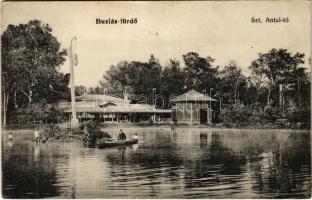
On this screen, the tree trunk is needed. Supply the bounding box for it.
[3,90,6,127]
[297,80,301,107]
[234,80,239,105]
[2,90,9,127]
[20,89,32,107]
[14,89,17,108]
[267,79,274,106]
[267,88,271,106]
[28,89,32,107]
[6,94,9,126]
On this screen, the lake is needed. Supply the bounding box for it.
[2,128,311,198]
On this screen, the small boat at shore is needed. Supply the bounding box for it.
[98,139,138,149]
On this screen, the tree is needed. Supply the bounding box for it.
[75,85,87,96]
[217,61,247,105]
[285,67,310,108]
[99,61,132,97]
[99,55,162,103]
[249,49,305,106]
[88,86,102,94]
[160,59,186,107]
[1,20,69,125]
[183,52,219,92]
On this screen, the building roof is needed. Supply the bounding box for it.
[76,93,127,104]
[62,106,104,113]
[62,103,171,114]
[170,89,217,102]
[104,104,172,113]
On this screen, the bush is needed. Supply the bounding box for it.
[286,109,310,125]
[219,102,310,129]
[13,103,65,125]
[41,121,111,142]
[219,104,254,126]
[219,103,281,127]
[263,106,282,122]
[79,120,112,138]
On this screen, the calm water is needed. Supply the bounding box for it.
[2,128,311,198]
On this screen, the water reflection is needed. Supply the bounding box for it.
[2,128,311,198]
[2,141,60,198]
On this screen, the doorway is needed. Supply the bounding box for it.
[200,109,207,124]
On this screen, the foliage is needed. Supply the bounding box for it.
[249,48,305,106]
[217,61,248,105]
[79,120,112,138]
[183,52,219,91]
[219,103,285,127]
[160,60,186,107]
[87,86,103,94]
[75,85,87,96]
[100,52,221,107]
[100,55,162,103]
[42,124,88,142]
[42,121,112,142]
[286,109,311,125]
[14,102,65,125]
[219,104,254,126]
[263,105,283,122]
[1,20,69,126]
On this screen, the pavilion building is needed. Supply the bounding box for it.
[170,89,217,125]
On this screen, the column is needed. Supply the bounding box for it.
[190,103,193,124]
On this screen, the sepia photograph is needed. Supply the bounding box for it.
[1,1,311,199]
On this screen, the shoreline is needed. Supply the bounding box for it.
[2,124,310,133]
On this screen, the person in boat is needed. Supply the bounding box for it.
[132,133,138,140]
[118,129,127,141]
[34,128,40,144]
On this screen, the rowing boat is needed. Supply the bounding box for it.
[98,139,138,149]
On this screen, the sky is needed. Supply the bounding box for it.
[1,1,310,87]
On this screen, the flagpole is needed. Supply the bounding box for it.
[70,37,78,128]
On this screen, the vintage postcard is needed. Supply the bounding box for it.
[1,1,311,199]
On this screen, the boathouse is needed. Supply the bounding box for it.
[170,90,217,125]
[59,93,172,124]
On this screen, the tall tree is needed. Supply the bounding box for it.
[249,49,305,106]
[160,59,186,106]
[286,67,310,108]
[217,61,247,105]
[1,20,69,125]
[100,61,132,97]
[183,52,219,92]
[99,55,162,103]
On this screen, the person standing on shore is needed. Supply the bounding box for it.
[8,132,13,140]
[84,124,89,141]
[34,128,40,144]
